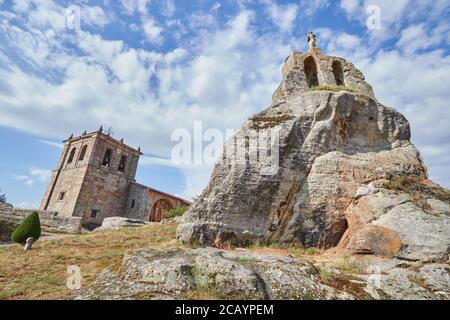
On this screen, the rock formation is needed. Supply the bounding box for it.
[77,247,450,300]
[177,35,449,261]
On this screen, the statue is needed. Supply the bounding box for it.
[307,31,317,51]
[24,237,34,251]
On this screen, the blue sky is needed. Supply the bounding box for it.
[0,0,449,208]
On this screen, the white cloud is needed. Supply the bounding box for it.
[300,0,330,16]
[16,202,39,209]
[30,167,52,182]
[120,0,150,15]
[82,5,111,28]
[188,12,217,30]
[339,0,450,44]
[12,167,52,187]
[266,3,298,33]
[38,139,63,149]
[142,18,163,44]
[161,0,175,17]
[211,2,221,13]
[13,174,35,187]
[396,22,449,54]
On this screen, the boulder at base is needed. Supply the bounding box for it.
[76,247,450,300]
[94,217,148,231]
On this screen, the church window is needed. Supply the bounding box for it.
[67,148,76,164]
[102,149,113,167]
[90,209,99,218]
[78,145,88,161]
[118,155,127,172]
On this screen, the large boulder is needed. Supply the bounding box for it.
[76,247,450,300]
[94,217,148,231]
[339,179,450,261]
[177,50,427,249]
[76,247,355,300]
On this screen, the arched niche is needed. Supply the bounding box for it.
[304,56,319,88]
[332,60,345,86]
[150,199,174,222]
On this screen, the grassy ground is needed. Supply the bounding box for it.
[0,223,177,300]
[0,221,374,300]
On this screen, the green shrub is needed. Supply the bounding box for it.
[308,84,358,93]
[165,206,189,219]
[11,211,41,244]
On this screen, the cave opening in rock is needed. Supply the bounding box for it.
[332,60,345,86]
[304,56,319,88]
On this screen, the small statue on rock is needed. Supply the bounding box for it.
[307,31,317,51]
[24,237,34,251]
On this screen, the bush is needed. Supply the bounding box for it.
[11,211,41,244]
[308,85,358,93]
[165,206,189,219]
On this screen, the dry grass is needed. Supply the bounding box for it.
[0,223,177,300]
[308,85,358,93]
[383,175,450,208]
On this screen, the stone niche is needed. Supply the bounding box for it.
[272,51,375,104]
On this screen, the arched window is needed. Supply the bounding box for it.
[78,145,88,161]
[102,148,113,167]
[118,155,127,172]
[304,56,319,88]
[67,148,76,164]
[332,60,345,86]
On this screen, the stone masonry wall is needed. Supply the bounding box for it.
[123,183,191,221]
[72,133,141,225]
[0,203,82,232]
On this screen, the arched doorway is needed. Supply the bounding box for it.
[332,60,345,86]
[150,199,174,222]
[304,56,319,88]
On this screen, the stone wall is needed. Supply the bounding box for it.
[123,182,152,220]
[123,183,191,222]
[0,203,82,232]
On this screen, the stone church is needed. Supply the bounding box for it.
[40,128,191,226]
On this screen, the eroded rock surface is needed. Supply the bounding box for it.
[76,247,450,300]
[76,247,355,300]
[94,217,148,231]
[340,185,450,261]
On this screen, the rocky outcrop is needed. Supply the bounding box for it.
[76,247,354,300]
[94,217,148,231]
[340,179,450,261]
[76,247,450,300]
[177,50,428,251]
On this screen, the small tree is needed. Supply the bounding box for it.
[0,189,6,203]
[11,211,41,244]
[165,206,189,219]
